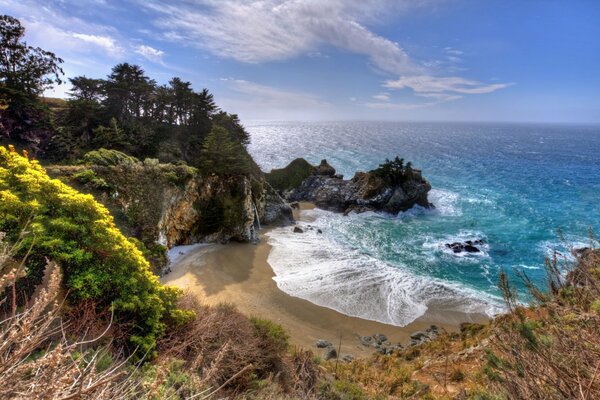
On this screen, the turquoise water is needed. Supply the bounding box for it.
[247,121,600,325]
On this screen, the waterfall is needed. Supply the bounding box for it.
[252,201,261,230]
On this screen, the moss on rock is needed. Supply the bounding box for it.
[265,158,315,192]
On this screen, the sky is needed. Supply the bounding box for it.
[1,0,599,123]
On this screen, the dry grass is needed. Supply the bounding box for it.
[157,293,319,398]
[486,247,600,399]
[0,260,142,399]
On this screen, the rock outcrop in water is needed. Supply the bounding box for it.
[284,158,432,215]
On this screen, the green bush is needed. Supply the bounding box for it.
[81,148,139,166]
[0,145,191,357]
[72,169,112,192]
[250,317,289,352]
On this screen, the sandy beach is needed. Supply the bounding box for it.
[162,203,489,357]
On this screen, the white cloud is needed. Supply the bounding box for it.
[72,33,122,56]
[384,75,513,95]
[444,47,464,56]
[135,44,165,62]
[372,93,390,101]
[142,0,422,75]
[142,0,511,107]
[366,93,461,110]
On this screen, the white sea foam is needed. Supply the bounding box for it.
[266,212,503,327]
[428,189,462,216]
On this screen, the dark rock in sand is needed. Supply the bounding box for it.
[360,336,373,346]
[316,339,332,348]
[293,226,304,233]
[374,333,388,344]
[323,346,337,360]
[342,354,355,362]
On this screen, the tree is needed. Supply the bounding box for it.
[68,76,105,102]
[104,63,154,121]
[0,15,64,95]
[92,117,129,150]
[371,156,410,185]
[200,125,251,176]
[212,111,250,146]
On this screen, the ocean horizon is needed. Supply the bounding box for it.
[247,120,600,326]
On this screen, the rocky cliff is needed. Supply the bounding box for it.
[283,159,432,215]
[48,160,293,271]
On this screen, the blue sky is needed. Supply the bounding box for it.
[2,0,599,123]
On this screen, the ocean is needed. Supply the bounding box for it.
[246,121,600,326]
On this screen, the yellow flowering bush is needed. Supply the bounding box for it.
[0,145,191,357]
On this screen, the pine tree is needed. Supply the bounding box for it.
[200,125,251,176]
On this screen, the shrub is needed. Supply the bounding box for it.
[157,295,298,394]
[250,317,290,352]
[370,156,415,185]
[81,148,139,166]
[72,168,112,192]
[0,145,190,357]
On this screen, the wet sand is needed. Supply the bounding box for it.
[162,202,489,357]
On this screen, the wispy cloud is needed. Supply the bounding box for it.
[142,0,422,75]
[384,75,513,95]
[143,0,511,107]
[372,93,390,101]
[72,33,123,56]
[135,44,165,63]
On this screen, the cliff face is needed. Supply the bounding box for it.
[287,159,432,214]
[157,175,260,248]
[48,162,293,253]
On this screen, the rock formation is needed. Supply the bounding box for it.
[285,159,432,215]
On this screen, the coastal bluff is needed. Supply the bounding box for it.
[266,157,432,215]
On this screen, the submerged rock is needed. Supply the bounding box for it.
[445,240,485,254]
[293,226,304,233]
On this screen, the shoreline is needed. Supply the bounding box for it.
[162,202,490,357]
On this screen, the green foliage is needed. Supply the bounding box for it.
[265,157,315,191]
[200,125,252,176]
[0,15,64,95]
[81,148,139,166]
[0,145,191,357]
[250,317,289,352]
[318,380,368,400]
[72,169,111,192]
[370,156,415,185]
[92,118,129,151]
[592,299,600,314]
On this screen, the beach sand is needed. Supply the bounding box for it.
[161,202,489,357]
